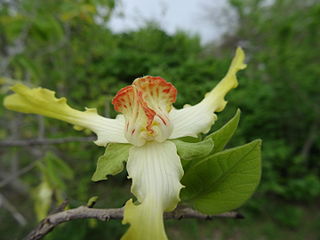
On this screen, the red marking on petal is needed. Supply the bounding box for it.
[112,84,156,133]
[137,90,156,132]
[158,115,167,125]
[112,76,176,135]
[112,86,134,112]
[133,76,177,104]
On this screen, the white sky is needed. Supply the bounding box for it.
[108,0,233,44]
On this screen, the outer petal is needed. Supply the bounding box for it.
[122,141,184,240]
[3,84,127,146]
[169,47,246,139]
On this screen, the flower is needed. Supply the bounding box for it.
[3,47,246,240]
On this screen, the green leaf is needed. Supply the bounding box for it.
[91,143,131,182]
[181,139,262,214]
[172,138,214,160]
[176,136,201,143]
[37,152,72,190]
[87,196,98,207]
[206,109,241,153]
[14,55,40,81]
[44,152,74,179]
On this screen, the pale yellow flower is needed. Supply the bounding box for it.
[4,47,246,240]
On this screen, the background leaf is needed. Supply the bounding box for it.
[32,180,53,221]
[44,151,74,179]
[37,152,74,191]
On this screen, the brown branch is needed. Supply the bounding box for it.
[25,206,243,240]
[0,137,95,147]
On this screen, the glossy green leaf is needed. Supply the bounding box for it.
[181,139,262,214]
[91,143,131,181]
[206,109,241,153]
[172,138,214,160]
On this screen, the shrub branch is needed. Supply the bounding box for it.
[25,205,244,240]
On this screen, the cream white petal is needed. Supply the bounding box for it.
[169,47,246,139]
[168,104,217,139]
[122,141,184,240]
[3,84,127,146]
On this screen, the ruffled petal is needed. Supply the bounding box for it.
[112,76,177,146]
[3,84,127,146]
[122,141,184,240]
[169,47,246,139]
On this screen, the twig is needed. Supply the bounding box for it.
[164,206,243,220]
[0,160,38,188]
[0,193,27,226]
[300,120,319,159]
[37,115,45,139]
[24,206,243,240]
[0,137,95,147]
[49,200,70,215]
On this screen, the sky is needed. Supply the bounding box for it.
[108,0,233,44]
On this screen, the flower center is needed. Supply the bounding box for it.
[112,76,177,146]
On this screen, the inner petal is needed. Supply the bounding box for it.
[112,76,177,146]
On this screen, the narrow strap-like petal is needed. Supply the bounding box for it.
[169,47,246,139]
[122,141,184,240]
[3,84,127,146]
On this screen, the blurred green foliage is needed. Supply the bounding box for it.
[227,0,320,202]
[0,0,319,239]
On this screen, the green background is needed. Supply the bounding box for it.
[0,0,319,239]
